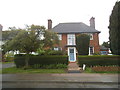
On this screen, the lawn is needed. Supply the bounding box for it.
[2,67,66,74]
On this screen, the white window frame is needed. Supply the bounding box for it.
[54,47,59,51]
[88,33,93,40]
[57,34,62,40]
[67,34,75,45]
[89,46,94,55]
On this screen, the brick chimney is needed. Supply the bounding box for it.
[0,24,3,31]
[48,19,52,30]
[90,17,95,29]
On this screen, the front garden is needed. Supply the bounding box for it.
[77,55,120,73]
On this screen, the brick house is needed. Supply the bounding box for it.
[48,17,100,62]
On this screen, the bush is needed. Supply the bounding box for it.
[47,50,63,55]
[14,55,68,68]
[4,52,14,62]
[76,34,90,55]
[14,54,35,56]
[31,64,67,69]
[78,55,120,67]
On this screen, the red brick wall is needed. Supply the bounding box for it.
[59,33,100,54]
[60,34,67,51]
[90,33,100,53]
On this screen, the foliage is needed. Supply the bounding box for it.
[77,55,120,67]
[32,64,67,69]
[76,34,90,55]
[43,30,59,48]
[14,55,68,68]
[2,25,45,68]
[102,41,110,48]
[109,1,120,55]
[2,28,22,41]
[4,52,14,62]
[46,50,64,55]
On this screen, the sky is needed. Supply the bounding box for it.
[0,0,118,44]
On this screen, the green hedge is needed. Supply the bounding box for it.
[14,55,68,68]
[78,55,120,67]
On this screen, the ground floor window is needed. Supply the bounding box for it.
[89,46,94,55]
[53,47,62,51]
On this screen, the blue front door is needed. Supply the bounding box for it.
[69,48,75,61]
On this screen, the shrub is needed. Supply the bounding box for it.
[76,34,90,55]
[14,55,68,68]
[4,52,14,62]
[47,50,63,55]
[78,55,120,67]
[5,57,14,62]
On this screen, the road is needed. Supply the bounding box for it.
[2,73,119,88]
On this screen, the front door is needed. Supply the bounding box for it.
[68,47,76,62]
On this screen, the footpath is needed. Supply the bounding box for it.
[2,73,119,88]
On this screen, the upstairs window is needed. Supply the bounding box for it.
[57,34,62,40]
[67,34,75,45]
[88,33,93,40]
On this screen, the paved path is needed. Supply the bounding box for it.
[1,63,15,69]
[2,73,119,88]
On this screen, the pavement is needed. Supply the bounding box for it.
[1,63,15,68]
[2,73,120,88]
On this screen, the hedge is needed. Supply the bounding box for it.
[78,55,120,67]
[14,55,68,68]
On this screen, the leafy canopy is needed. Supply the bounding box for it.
[109,1,120,55]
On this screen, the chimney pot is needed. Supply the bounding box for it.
[48,19,52,30]
[90,17,95,29]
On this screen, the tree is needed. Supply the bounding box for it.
[2,25,59,68]
[2,25,45,68]
[43,30,59,49]
[109,1,120,55]
[2,29,22,41]
[102,41,110,48]
[76,34,90,55]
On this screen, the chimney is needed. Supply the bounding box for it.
[48,19,52,30]
[0,24,3,31]
[90,17,95,29]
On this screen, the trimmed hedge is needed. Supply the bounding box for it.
[14,55,68,68]
[78,55,120,67]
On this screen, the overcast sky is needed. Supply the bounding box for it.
[0,0,118,44]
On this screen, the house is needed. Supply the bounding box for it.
[0,24,3,50]
[100,46,109,55]
[48,17,101,62]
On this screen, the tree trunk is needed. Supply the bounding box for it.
[24,53,29,69]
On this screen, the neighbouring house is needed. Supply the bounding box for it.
[48,17,101,62]
[0,24,3,50]
[100,46,109,55]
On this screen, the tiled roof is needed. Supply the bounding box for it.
[52,22,100,33]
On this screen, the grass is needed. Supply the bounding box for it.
[84,67,120,74]
[2,61,14,64]
[2,67,66,74]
